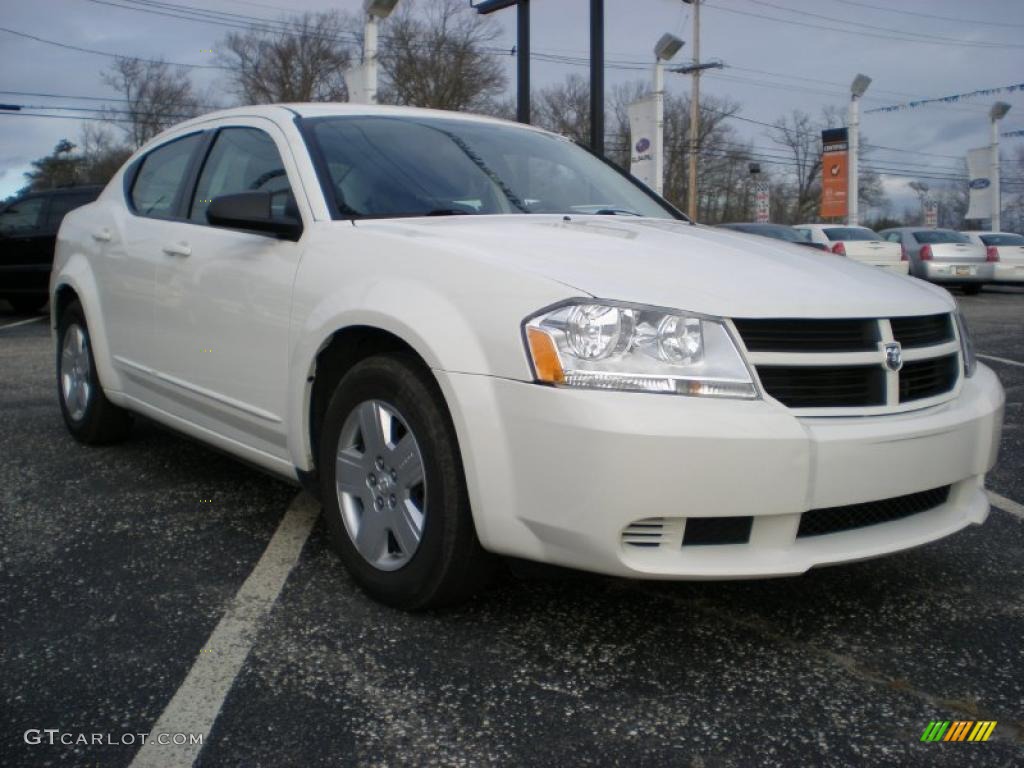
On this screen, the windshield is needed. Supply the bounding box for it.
[823,227,880,241]
[913,230,970,244]
[980,233,1024,246]
[304,116,678,220]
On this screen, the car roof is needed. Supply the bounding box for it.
[165,102,539,135]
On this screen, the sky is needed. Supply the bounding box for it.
[1,0,1022,213]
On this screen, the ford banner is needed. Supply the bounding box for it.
[964,146,993,221]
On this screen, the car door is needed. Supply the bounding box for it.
[103,132,205,395]
[151,120,304,460]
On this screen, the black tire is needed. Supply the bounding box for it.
[57,300,133,444]
[8,296,46,314]
[318,353,492,610]
[961,285,982,295]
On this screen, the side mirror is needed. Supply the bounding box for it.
[206,191,302,241]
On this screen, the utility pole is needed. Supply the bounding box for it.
[848,74,871,226]
[687,0,699,220]
[674,0,722,221]
[476,0,531,124]
[990,102,1011,231]
[355,0,400,105]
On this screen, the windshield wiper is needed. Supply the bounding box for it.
[593,208,641,216]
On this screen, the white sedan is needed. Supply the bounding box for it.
[796,223,908,274]
[962,230,1024,284]
[51,104,1004,608]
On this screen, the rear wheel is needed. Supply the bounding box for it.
[57,300,133,444]
[318,354,492,609]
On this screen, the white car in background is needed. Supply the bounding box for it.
[49,104,1005,609]
[796,224,908,274]
[962,231,1024,284]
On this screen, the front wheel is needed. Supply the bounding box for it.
[318,354,492,610]
[57,300,133,444]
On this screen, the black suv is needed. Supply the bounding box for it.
[0,186,102,313]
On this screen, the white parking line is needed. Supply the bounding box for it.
[978,353,1024,369]
[0,316,45,330]
[129,492,319,768]
[988,490,1024,521]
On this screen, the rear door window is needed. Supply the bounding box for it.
[131,134,203,219]
[0,197,45,235]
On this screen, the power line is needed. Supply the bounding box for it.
[741,0,1024,48]
[0,25,229,69]
[835,0,1024,29]
[704,0,1024,50]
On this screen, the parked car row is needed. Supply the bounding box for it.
[717,220,1024,293]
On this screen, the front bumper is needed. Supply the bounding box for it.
[992,262,1024,282]
[439,364,1004,579]
[922,262,993,283]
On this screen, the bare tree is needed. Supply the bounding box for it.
[102,58,201,148]
[769,110,822,223]
[533,74,591,144]
[219,11,353,104]
[378,0,506,112]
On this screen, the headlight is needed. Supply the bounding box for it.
[955,310,977,377]
[524,301,758,398]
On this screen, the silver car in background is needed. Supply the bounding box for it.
[878,227,992,294]
[962,231,1024,284]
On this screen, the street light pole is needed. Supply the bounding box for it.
[848,73,871,226]
[990,101,1011,232]
[360,0,400,105]
[686,0,700,220]
[653,34,684,197]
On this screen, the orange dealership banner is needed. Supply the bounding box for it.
[820,128,849,219]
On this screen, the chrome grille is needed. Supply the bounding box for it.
[734,314,960,412]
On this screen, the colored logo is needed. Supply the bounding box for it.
[635,138,651,153]
[969,178,991,190]
[920,721,997,742]
[884,341,903,372]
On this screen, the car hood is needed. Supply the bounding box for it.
[354,215,954,318]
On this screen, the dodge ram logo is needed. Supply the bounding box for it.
[884,342,903,372]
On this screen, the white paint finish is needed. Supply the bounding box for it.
[978,353,1024,369]
[51,103,1008,581]
[988,490,1024,520]
[129,493,318,768]
[797,222,904,267]
[0,316,45,330]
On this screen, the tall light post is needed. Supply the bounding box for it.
[360,0,400,104]
[848,73,871,226]
[990,101,1011,232]
[653,33,684,196]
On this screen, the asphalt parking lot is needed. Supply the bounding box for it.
[2,287,1022,767]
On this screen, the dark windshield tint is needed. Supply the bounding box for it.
[306,116,676,220]
[823,227,880,241]
[913,230,970,244]
[980,233,1024,246]
[722,224,807,242]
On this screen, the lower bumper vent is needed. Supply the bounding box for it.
[682,516,753,546]
[797,486,951,538]
[621,518,668,548]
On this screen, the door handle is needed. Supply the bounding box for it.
[162,242,192,257]
[91,228,112,242]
